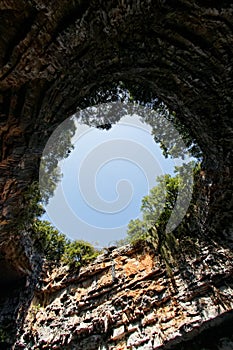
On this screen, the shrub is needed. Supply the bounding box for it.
[32,219,99,267]
[33,220,67,263]
[61,240,99,267]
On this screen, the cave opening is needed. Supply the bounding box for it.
[38,82,202,248]
[0,1,232,348]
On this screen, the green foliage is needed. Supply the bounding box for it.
[126,173,178,247]
[77,82,202,161]
[39,117,76,204]
[17,181,44,230]
[24,182,44,218]
[32,219,99,268]
[130,173,180,241]
[126,162,200,265]
[0,327,8,343]
[17,180,99,268]
[0,330,5,342]
[141,174,179,227]
[126,85,203,160]
[61,240,99,267]
[32,303,41,311]
[33,220,67,263]
[31,303,41,315]
[146,104,203,160]
[127,219,151,245]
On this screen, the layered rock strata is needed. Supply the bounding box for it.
[15,242,233,349]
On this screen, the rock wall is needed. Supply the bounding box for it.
[15,242,233,349]
[0,0,233,347]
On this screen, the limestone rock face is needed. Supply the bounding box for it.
[0,0,233,348]
[15,242,233,349]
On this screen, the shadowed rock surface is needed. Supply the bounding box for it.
[0,0,233,348]
[15,242,233,349]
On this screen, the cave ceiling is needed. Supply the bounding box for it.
[0,0,232,284]
[0,1,233,347]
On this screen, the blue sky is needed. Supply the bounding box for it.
[41,114,187,248]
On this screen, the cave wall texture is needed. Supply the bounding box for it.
[15,242,233,349]
[0,0,233,348]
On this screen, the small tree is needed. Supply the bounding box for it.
[33,220,67,263]
[125,162,201,266]
[141,174,179,228]
[127,219,151,245]
[33,220,99,267]
[126,167,193,254]
[61,240,99,267]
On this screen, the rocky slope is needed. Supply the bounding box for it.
[15,241,233,349]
